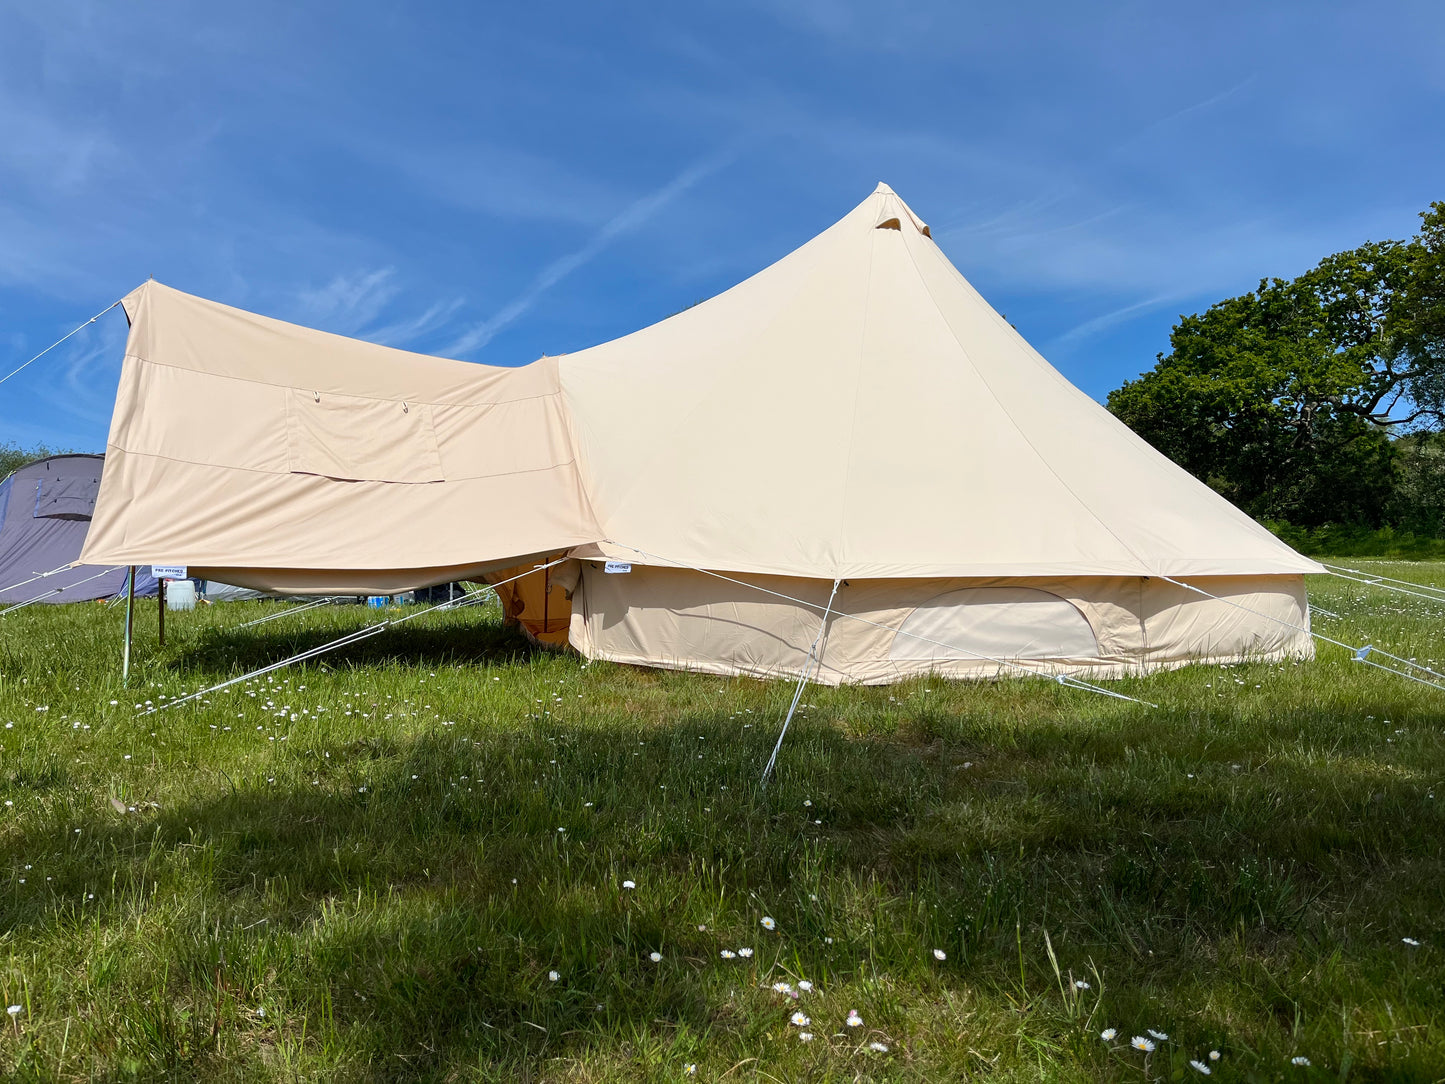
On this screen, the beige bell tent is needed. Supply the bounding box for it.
[81,183,1321,684]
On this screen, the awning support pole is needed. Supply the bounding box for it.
[158,577,166,647]
[122,566,137,684]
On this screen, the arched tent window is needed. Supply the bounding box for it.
[889,587,1100,662]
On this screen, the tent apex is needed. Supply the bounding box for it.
[873,181,895,195]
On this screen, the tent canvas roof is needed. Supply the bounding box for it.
[81,184,1320,588]
[561,183,1317,578]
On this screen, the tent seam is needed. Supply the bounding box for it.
[920,247,1306,560]
[122,355,562,408]
[897,234,1157,574]
[101,446,586,483]
[831,212,880,577]
[555,245,837,519]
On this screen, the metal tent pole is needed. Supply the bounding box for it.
[122,566,137,683]
[158,577,166,647]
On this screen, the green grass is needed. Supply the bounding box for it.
[1,567,1443,1081]
[1268,522,1445,560]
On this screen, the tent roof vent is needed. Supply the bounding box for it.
[872,184,931,237]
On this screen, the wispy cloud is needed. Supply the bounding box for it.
[3,1,1441,450]
[354,140,623,228]
[933,77,1258,262]
[0,86,126,198]
[1047,294,1182,352]
[1138,76,1254,136]
[287,268,467,350]
[445,147,740,357]
[291,268,404,334]
[735,0,974,54]
[8,314,131,447]
[366,298,468,348]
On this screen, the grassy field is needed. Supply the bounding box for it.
[0,566,1443,1082]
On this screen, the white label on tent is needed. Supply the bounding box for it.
[151,565,188,580]
[604,561,632,574]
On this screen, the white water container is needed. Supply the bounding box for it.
[166,579,197,611]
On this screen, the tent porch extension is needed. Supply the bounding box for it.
[81,183,1319,683]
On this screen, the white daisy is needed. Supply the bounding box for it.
[868,1042,889,1053]
[1074,979,1090,989]
[798,980,813,992]
[6,1006,20,1016]
[649,952,662,962]
[798,1031,814,1042]
[738,948,753,958]
[1209,1051,1220,1061]
[772,982,795,995]
[1402,937,1420,946]
[846,1010,863,1027]
[790,1011,810,1026]
[1131,1036,1155,1053]
[933,948,946,960]
[720,950,736,959]
[761,916,776,930]
[1291,1056,1311,1066]
[622,880,635,889]
[1147,1029,1169,1041]
[1190,1059,1211,1074]
[547,970,560,982]
[1100,1028,1117,1042]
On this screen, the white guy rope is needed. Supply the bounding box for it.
[233,596,347,629]
[0,299,123,388]
[0,561,80,598]
[143,560,567,715]
[1159,575,1445,692]
[761,577,841,787]
[0,565,124,615]
[1322,562,1445,599]
[604,542,1154,708]
[1321,565,1445,606]
[233,585,495,631]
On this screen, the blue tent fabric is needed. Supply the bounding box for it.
[0,455,157,605]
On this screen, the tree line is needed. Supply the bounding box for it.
[1108,202,1445,533]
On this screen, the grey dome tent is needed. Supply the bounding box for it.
[0,454,157,606]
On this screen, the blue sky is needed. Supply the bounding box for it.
[2,1,1443,451]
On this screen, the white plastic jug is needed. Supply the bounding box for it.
[166,579,197,611]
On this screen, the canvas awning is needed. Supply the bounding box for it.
[80,282,602,593]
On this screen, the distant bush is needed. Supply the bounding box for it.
[1266,520,1445,559]
[0,442,75,480]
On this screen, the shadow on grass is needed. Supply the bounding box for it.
[173,609,548,677]
[3,694,1443,1079]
